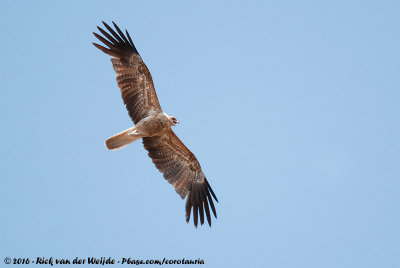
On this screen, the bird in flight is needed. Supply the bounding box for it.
[92,22,218,227]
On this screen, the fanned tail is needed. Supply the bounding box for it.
[105,127,140,150]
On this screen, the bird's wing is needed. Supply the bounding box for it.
[93,22,162,124]
[142,129,218,227]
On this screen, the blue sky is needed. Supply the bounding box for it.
[1,0,399,267]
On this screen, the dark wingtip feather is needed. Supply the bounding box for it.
[197,188,204,225]
[93,32,114,49]
[202,188,212,227]
[92,43,120,58]
[206,190,217,219]
[102,20,109,29]
[206,178,218,202]
[126,30,134,47]
[93,22,139,58]
[184,179,218,228]
[102,21,124,43]
[92,42,107,52]
[185,192,192,223]
[112,21,130,44]
[191,188,199,228]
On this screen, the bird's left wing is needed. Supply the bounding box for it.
[142,129,218,227]
[93,22,162,124]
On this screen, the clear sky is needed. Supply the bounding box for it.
[1,1,399,267]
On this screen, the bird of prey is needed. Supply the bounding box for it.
[92,22,218,227]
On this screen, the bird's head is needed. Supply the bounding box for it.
[168,116,179,126]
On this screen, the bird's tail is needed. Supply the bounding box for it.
[105,127,141,150]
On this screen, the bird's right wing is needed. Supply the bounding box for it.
[142,129,218,227]
[93,22,162,124]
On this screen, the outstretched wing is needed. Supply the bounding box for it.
[93,21,162,124]
[142,129,218,227]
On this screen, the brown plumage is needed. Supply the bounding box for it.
[93,21,218,227]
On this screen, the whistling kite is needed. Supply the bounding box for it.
[93,22,218,227]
